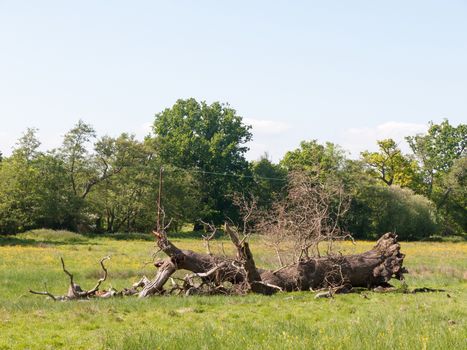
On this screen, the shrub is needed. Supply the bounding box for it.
[348,185,438,240]
[17,229,87,243]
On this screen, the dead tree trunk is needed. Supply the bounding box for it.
[30,230,407,300]
[139,230,406,296]
[259,232,407,291]
[138,230,246,297]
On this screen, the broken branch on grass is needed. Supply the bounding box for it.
[29,256,114,301]
[83,256,110,296]
[29,283,58,301]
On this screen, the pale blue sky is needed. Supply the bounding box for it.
[1,1,466,160]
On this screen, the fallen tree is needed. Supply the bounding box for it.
[137,225,407,297]
[29,227,407,300]
[29,171,407,300]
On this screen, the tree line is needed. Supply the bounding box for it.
[0,98,465,240]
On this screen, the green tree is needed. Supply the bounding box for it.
[86,134,150,232]
[280,140,348,181]
[361,139,421,188]
[0,129,43,232]
[57,122,146,231]
[152,98,252,224]
[14,128,41,162]
[59,120,97,199]
[32,154,76,230]
[0,129,74,233]
[436,156,467,235]
[406,120,466,234]
[88,136,201,233]
[406,120,466,195]
[250,154,287,210]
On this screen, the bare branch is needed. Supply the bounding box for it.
[29,283,58,301]
[60,257,76,297]
[199,219,217,255]
[258,170,351,262]
[84,256,110,296]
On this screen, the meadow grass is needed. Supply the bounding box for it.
[0,231,465,349]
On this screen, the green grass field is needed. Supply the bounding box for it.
[0,230,466,350]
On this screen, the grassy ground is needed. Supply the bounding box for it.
[0,230,465,350]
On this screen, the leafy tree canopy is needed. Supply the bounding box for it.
[152,98,253,223]
[406,119,466,194]
[280,140,347,178]
[361,138,421,189]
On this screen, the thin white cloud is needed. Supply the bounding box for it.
[244,118,291,135]
[340,121,427,158]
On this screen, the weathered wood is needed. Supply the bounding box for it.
[143,231,407,296]
[29,256,111,301]
[30,232,407,300]
[136,230,246,297]
[138,259,177,297]
[260,232,406,291]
